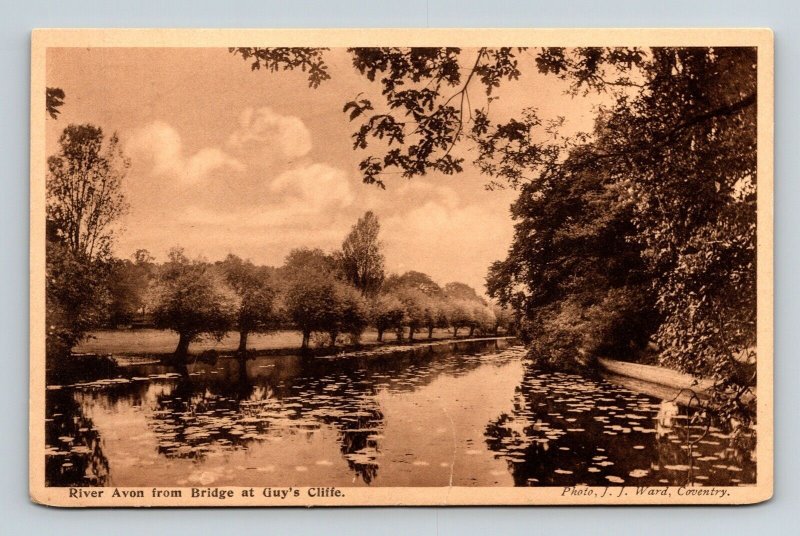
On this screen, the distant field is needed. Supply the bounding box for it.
[75,328,454,355]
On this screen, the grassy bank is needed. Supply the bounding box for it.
[75,327,462,357]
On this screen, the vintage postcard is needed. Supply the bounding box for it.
[29,29,773,507]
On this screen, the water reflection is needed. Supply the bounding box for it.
[45,389,109,486]
[44,340,755,488]
[484,368,756,486]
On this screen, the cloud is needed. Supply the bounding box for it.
[180,163,355,229]
[127,121,243,184]
[227,107,312,159]
[168,163,358,265]
[269,163,354,210]
[381,198,514,293]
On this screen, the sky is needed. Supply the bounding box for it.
[45,47,602,294]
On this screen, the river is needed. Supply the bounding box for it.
[44,339,755,488]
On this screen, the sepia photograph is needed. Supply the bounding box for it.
[29,29,773,507]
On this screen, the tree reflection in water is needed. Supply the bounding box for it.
[50,339,752,488]
[125,341,501,485]
[45,388,109,486]
[143,355,391,482]
[484,367,756,486]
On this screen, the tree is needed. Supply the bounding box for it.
[422,297,447,339]
[395,288,428,342]
[283,274,368,348]
[485,144,659,370]
[46,241,111,359]
[370,293,406,342]
[383,271,442,296]
[47,124,130,261]
[149,248,236,361]
[328,282,370,346]
[220,254,278,355]
[443,282,483,303]
[284,276,336,349]
[46,123,130,358]
[280,248,340,349]
[491,304,513,335]
[281,247,340,280]
[469,304,496,337]
[441,281,487,337]
[447,300,475,338]
[337,211,385,296]
[106,256,153,326]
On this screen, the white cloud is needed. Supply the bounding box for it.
[227,107,312,159]
[269,163,354,209]
[180,163,355,228]
[171,163,357,266]
[127,121,243,184]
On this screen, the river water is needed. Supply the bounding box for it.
[45,339,755,488]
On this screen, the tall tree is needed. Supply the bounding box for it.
[47,124,130,261]
[337,211,385,296]
[46,123,129,358]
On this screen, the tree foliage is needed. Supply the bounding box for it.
[46,122,130,358]
[106,252,155,326]
[220,254,278,354]
[383,270,442,296]
[370,293,406,342]
[281,248,369,348]
[149,248,236,359]
[337,211,385,296]
[46,87,66,119]
[47,124,130,261]
[46,241,111,358]
[229,47,331,88]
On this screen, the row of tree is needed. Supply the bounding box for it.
[118,237,509,360]
[43,124,509,362]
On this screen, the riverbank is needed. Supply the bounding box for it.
[49,334,516,384]
[75,328,453,356]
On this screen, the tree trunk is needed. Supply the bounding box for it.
[377,328,384,342]
[174,332,191,362]
[301,330,311,349]
[329,330,338,347]
[395,328,404,341]
[453,327,459,338]
[469,326,475,337]
[428,326,434,339]
[237,330,249,355]
[408,327,415,341]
